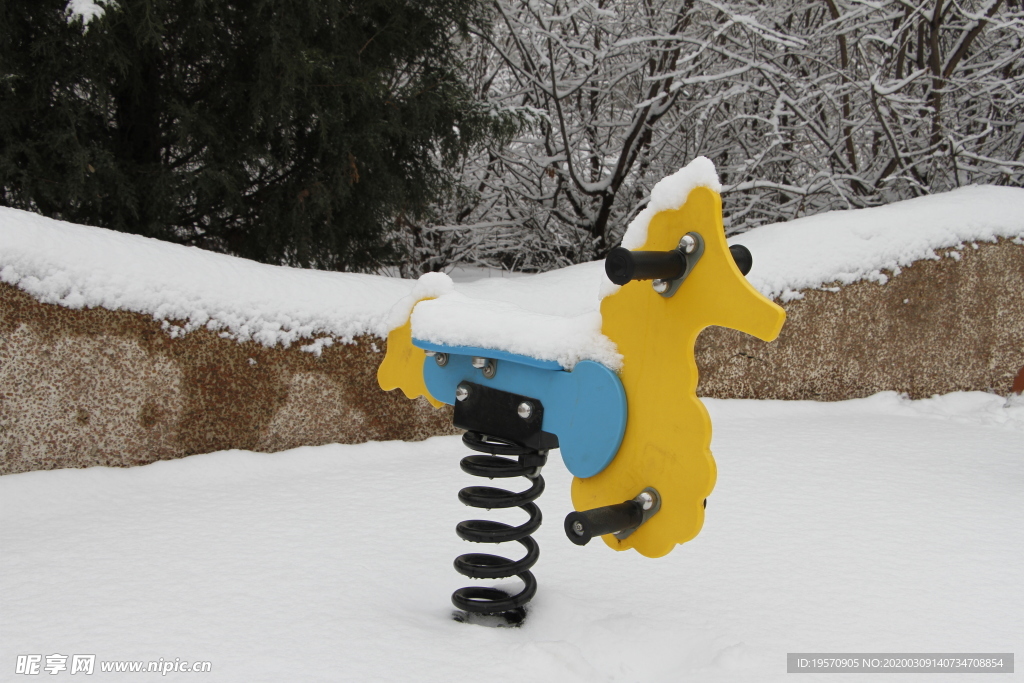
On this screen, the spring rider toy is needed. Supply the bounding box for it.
[378,174,785,624]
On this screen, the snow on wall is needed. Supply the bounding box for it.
[0,207,414,348]
[3,161,1023,365]
[737,185,1024,303]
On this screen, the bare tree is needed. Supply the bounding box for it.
[716,0,1024,230]
[390,0,1023,274]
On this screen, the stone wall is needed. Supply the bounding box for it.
[696,238,1024,400]
[0,283,456,475]
[1,238,1020,475]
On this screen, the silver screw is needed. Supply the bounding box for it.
[471,357,497,377]
[652,279,669,293]
[517,402,533,419]
[637,491,655,511]
[572,521,585,536]
[681,234,697,254]
[434,352,448,367]
[455,385,469,402]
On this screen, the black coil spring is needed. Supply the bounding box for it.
[452,431,547,622]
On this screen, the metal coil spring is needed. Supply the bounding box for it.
[451,431,547,624]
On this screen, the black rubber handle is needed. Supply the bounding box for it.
[564,501,644,546]
[730,244,753,276]
[605,247,685,286]
[606,243,753,284]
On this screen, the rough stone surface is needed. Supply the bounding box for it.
[1,238,1020,475]
[0,284,456,475]
[696,238,1024,400]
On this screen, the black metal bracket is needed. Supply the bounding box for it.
[655,233,704,298]
[452,381,559,453]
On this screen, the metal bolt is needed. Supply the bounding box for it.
[652,279,669,294]
[681,234,697,254]
[637,490,655,511]
[455,385,469,402]
[572,521,585,536]
[468,357,499,377]
[517,402,533,419]
[434,352,449,367]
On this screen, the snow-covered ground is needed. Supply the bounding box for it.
[2,392,1020,682]
[3,163,1021,678]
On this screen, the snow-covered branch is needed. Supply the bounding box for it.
[391,0,1023,273]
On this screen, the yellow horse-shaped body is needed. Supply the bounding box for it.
[575,186,784,557]
[379,184,784,558]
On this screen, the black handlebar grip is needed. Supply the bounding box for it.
[605,247,685,286]
[564,501,644,546]
[730,244,753,276]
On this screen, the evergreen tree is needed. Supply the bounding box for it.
[0,0,507,270]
